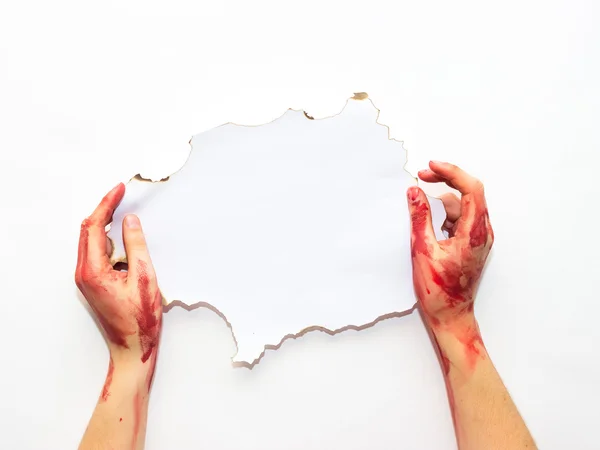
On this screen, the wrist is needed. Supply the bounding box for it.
[430,313,488,377]
[108,347,159,393]
[108,333,160,366]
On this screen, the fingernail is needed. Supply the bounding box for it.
[124,214,140,229]
[407,186,420,203]
[430,160,443,165]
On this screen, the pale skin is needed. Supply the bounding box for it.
[76,183,162,450]
[78,162,535,449]
[409,160,536,449]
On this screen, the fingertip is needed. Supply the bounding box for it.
[122,213,151,271]
[111,181,124,191]
[98,182,126,215]
[124,214,141,229]
[112,182,126,204]
[407,186,437,245]
[106,182,123,197]
[407,185,423,204]
[428,160,447,173]
[418,169,440,183]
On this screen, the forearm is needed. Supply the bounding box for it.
[431,316,536,450]
[79,353,156,450]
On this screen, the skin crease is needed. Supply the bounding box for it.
[76,183,162,450]
[408,161,536,449]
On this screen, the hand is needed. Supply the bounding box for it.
[407,161,494,330]
[76,184,162,449]
[407,163,537,450]
[75,183,162,366]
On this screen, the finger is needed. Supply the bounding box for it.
[417,170,458,190]
[440,193,461,223]
[106,236,114,257]
[442,219,456,237]
[407,186,439,257]
[76,183,126,276]
[122,214,157,288]
[427,161,483,196]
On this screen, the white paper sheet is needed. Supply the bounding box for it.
[108,96,445,363]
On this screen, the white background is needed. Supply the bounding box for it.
[1,0,598,449]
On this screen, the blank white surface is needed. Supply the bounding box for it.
[1,1,599,449]
[108,98,445,363]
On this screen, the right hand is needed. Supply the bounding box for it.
[406,161,494,329]
[75,183,162,366]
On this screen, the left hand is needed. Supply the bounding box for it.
[75,183,162,365]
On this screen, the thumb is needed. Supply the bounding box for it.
[122,214,156,284]
[407,186,438,257]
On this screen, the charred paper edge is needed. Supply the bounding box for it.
[164,300,418,369]
[116,92,417,186]
[108,92,422,366]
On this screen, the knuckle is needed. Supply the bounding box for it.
[127,235,143,245]
[135,258,155,277]
[129,244,149,258]
[471,178,485,195]
[125,229,147,245]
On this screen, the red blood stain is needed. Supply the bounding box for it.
[407,185,420,203]
[76,214,132,349]
[408,187,433,258]
[145,345,160,393]
[426,288,430,295]
[432,335,451,376]
[411,203,429,230]
[119,418,123,422]
[469,208,488,247]
[457,326,485,370]
[430,261,468,307]
[136,261,160,363]
[412,271,428,301]
[75,220,91,284]
[101,357,114,402]
[441,353,451,376]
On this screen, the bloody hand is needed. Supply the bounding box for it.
[407,161,494,329]
[75,183,162,365]
[407,163,537,449]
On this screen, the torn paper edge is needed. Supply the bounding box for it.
[109,92,427,367]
